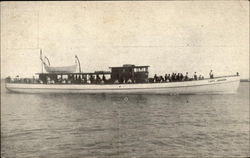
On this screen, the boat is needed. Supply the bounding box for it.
[5,54,240,94]
[5,75,240,94]
[44,64,77,73]
[39,49,80,73]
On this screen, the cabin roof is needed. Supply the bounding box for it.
[109,65,150,69]
[36,71,111,75]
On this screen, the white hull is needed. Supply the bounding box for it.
[5,76,240,94]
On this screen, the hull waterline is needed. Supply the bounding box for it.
[5,76,240,94]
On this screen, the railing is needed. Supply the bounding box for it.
[5,78,41,84]
[202,75,239,81]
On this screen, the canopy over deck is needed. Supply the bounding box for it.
[109,64,149,69]
[36,71,111,76]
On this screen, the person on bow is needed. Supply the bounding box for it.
[209,70,214,79]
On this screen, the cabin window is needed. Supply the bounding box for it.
[134,68,146,72]
[104,74,111,79]
[62,75,68,79]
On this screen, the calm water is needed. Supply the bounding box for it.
[1,82,249,158]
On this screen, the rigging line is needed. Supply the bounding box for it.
[44,56,50,66]
[75,55,81,73]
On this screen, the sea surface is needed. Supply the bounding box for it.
[1,82,249,158]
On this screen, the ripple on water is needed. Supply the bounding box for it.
[1,82,249,157]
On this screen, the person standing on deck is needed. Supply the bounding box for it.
[180,73,184,81]
[209,70,214,79]
[102,75,106,82]
[164,74,168,82]
[160,76,164,82]
[154,74,158,83]
[184,72,189,81]
[96,75,101,84]
[194,72,197,80]
[171,73,175,82]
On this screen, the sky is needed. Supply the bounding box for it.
[1,1,249,79]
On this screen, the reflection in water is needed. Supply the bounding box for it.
[1,83,249,157]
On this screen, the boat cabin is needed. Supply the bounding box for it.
[36,71,111,84]
[36,64,149,84]
[109,64,149,83]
